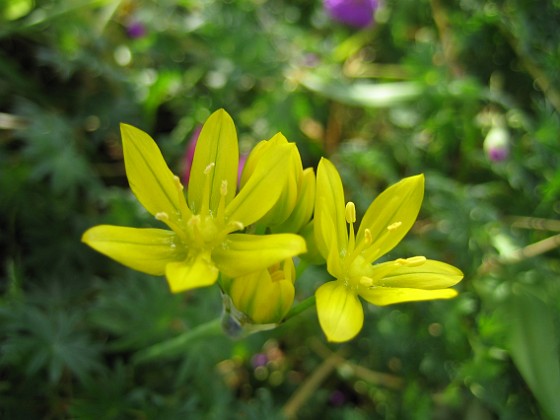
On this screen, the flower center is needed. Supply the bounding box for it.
[155,164,243,254]
[340,200,410,291]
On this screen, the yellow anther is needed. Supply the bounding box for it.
[360,276,374,287]
[387,221,402,231]
[224,221,244,234]
[345,202,356,224]
[396,256,426,267]
[269,270,285,283]
[220,180,228,196]
[405,256,427,266]
[233,221,244,230]
[364,228,373,245]
[173,175,184,190]
[155,212,169,221]
[204,162,215,175]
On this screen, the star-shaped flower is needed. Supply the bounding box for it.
[314,158,463,342]
[82,109,306,293]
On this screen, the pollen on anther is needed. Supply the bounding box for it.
[221,180,228,196]
[231,221,244,231]
[364,228,373,245]
[155,212,169,221]
[345,202,356,224]
[360,276,374,287]
[387,221,402,231]
[204,162,215,175]
[173,175,184,190]
[405,256,427,267]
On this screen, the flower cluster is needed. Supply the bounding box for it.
[82,109,463,342]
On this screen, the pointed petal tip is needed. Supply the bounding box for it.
[119,122,141,137]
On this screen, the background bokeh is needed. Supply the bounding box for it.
[1,0,560,418]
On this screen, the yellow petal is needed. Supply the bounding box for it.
[225,142,292,227]
[121,124,187,223]
[82,225,181,275]
[272,167,316,234]
[377,259,463,289]
[165,252,219,293]
[357,174,424,263]
[212,233,306,278]
[360,287,458,306]
[316,281,364,342]
[187,109,239,214]
[239,139,268,188]
[314,158,347,260]
[257,136,302,226]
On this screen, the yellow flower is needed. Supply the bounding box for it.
[314,158,463,342]
[82,109,306,293]
[240,133,315,233]
[220,136,315,326]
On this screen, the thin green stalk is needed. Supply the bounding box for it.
[284,295,316,322]
[132,317,223,364]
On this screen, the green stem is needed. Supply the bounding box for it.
[284,295,316,322]
[132,317,223,364]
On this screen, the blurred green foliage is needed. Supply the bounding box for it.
[1,0,560,418]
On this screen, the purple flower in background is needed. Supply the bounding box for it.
[126,20,147,39]
[487,147,508,162]
[251,353,268,368]
[324,0,379,28]
[329,389,347,406]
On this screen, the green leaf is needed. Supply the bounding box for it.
[506,288,560,420]
[300,74,423,108]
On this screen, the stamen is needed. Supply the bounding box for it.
[387,221,402,231]
[405,256,426,266]
[216,180,228,223]
[360,276,374,287]
[187,215,205,247]
[396,256,426,267]
[346,202,356,254]
[269,269,285,282]
[200,162,215,217]
[155,212,188,243]
[223,220,244,235]
[364,228,372,245]
[348,228,373,263]
[345,202,356,224]
[173,175,192,219]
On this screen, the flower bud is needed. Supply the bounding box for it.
[227,259,296,325]
[484,124,510,162]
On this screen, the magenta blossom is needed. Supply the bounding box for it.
[126,20,147,39]
[323,0,379,28]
